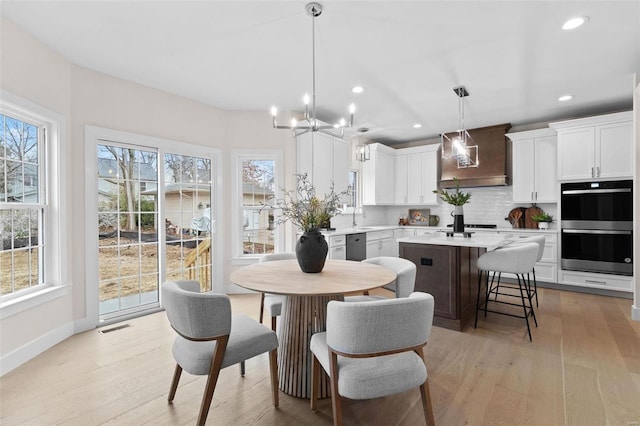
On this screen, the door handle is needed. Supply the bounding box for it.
[596,166,600,177]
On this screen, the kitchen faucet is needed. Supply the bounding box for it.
[351,206,364,228]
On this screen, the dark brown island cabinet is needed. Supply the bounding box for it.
[400,242,486,331]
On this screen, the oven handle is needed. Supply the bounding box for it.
[562,188,631,195]
[562,229,632,235]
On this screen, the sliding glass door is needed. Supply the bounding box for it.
[95,140,214,323]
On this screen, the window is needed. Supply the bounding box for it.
[0,112,44,296]
[232,150,283,259]
[347,170,359,209]
[0,95,65,311]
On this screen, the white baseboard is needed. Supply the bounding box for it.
[1,321,74,376]
[632,304,640,321]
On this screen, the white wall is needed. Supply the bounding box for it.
[1,17,297,372]
[0,18,75,373]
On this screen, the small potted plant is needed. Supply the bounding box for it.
[531,212,553,229]
[433,177,471,233]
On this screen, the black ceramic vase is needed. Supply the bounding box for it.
[295,230,328,273]
[452,205,464,233]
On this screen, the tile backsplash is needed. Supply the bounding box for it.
[335,185,558,230]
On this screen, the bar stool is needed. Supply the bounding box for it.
[475,242,539,341]
[494,235,545,307]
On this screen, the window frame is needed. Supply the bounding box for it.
[231,149,284,262]
[0,91,68,319]
[85,126,222,328]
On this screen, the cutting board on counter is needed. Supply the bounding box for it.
[525,207,543,229]
[507,207,526,228]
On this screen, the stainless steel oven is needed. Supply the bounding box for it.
[561,180,633,275]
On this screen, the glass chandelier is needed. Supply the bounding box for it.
[270,2,355,138]
[441,85,478,168]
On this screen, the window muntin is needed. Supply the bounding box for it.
[0,113,45,296]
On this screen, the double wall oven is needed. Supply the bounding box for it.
[561,179,633,276]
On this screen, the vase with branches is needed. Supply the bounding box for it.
[271,173,350,272]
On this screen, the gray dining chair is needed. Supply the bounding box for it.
[162,280,279,426]
[344,256,416,302]
[310,292,436,426]
[259,252,296,330]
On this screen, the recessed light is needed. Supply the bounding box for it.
[562,16,588,30]
[413,123,422,128]
[352,86,364,94]
[558,95,573,102]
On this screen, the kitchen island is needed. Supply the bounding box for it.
[397,232,510,331]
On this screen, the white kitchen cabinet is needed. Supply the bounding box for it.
[551,111,633,181]
[394,155,408,204]
[392,144,439,205]
[328,234,346,260]
[366,230,394,258]
[362,143,396,205]
[297,132,350,198]
[508,128,557,203]
[559,270,632,292]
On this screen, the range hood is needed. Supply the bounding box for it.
[440,123,511,188]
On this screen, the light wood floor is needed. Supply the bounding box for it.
[1,287,639,425]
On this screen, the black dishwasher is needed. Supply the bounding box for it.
[346,233,367,261]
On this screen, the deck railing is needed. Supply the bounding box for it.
[184,238,211,291]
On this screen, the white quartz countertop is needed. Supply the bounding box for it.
[396,232,513,250]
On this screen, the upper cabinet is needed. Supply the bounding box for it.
[297,132,350,197]
[550,111,633,181]
[508,128,557,203]
[396,145,440,205]
[363,143,396,205]
[364,143,439,206]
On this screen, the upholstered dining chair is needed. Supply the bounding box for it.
[310,292,436,426]
[162,280,279,426]
[258,252,297,330]
[344,256,416,302]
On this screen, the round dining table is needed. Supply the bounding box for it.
[230,259,397,399]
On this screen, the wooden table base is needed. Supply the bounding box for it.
[278,295,342,399]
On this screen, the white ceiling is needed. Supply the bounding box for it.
[1,1,639,145]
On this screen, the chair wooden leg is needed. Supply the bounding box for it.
[271,315,277,331]
[329,350,343,426]
[269,349,279,407]
[259,293,265,324]
[168,364,182,403]
[310,353,320,412]
[415,346,435,426]
[419,379,436,426]
[197,335,228,426]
